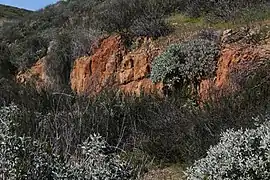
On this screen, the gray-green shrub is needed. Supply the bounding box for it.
[150,39,220,90]
[186,115,270,180]
[0,104,132,180]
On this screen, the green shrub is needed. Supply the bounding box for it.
[150,39,220,91]
[44,31,72,89]
[130,15,171,37]
[185,0,209,18]
[8,34,48,70]
[0,104,132,179]
[195,29,222,43]
[1,79,270,166]
[0,4,32,19]
[44,28,99,89]
[206,0,257,23]
[65,134,133,179]
[184,0,269,23]
[93,0,172,37]
[93,0,135,33]
[186,115,270,180]
[0,43,16,78]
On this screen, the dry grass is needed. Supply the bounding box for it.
[142,164,185,180]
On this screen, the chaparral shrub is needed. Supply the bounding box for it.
[186,115,270,180]
[93,0,172,37]
[150,39,220,93]
[184,0,270,23]
[0,104,133,180]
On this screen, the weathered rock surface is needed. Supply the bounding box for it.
[70,35,163,95]
[16,29,270,98]
[199,43,270,100]
[16,57,47,90]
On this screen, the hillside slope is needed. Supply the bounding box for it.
[0,4,32,18]
[0,4,32,26]
[1,1,270,179]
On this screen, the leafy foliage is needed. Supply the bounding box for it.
[150,39,220,89]
[185,0,270,23]
[0,104,132,179]
[0,4,32,19]
[186,115,270,180]
[0,0,103,72]
[93,0,174,37]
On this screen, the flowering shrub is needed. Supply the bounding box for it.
[186,116,270,180]
[0,104,132,179]
[65,134,132,179]
[150,39,220,87]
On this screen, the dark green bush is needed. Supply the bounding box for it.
[0,43,16,78]
[1,0,270,172]
[1,68,270,166]
[93,0,173,37]
[10,35,48,70]
[45,31,72,89]
[130,15,171,37]
[0,4,32,19]
[206,0,268,23]
[184,0,269,23]
[195,29,222,43]
[0,0,101,73]
[44,28,100,89]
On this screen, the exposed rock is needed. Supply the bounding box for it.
[199,43,270,101]
[16,28,270,98]
[70,56,92,94]
[70,35,163,95]
[71,35,125,94]
[16,57,47,90]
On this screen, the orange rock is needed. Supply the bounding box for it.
[16,57,47,90]
[120,79,163,96]
[19,33,270,99]
[70,56,92,94]
[199,44,270,101]
[70,35,162,95]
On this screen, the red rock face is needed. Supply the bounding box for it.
[17,34,270,98]
[70,35,163,95]
[70,57,92,94]
[199,44,270,101]
[71,35,125,94]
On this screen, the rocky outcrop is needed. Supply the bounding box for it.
[16,28,270,98]
[71,35,125,94]
[199,43,270,100]
[70,35,163,95]
[16,57,47,90]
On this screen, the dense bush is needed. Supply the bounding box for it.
[150,39,220,92]
[184,0,270,23]
[0,43,16,78]
[0,0,102,72]
[9,35,48,70]
[129,15,171,37]
[0,4,32,19]
[207,0,269,23]
[186,115,270,180]
[0,104,132,179]
[93,0,173,37]
[44,28,100,89]
[195,29,222,43]
[1,72,270,166]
